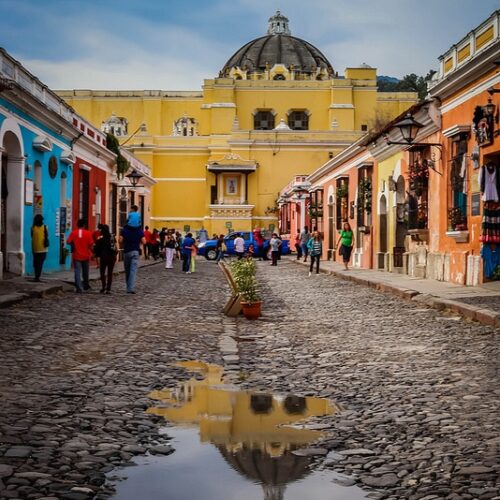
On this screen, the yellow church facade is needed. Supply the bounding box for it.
[58,11,416,236]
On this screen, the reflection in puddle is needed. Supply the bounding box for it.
[111,361,367,499]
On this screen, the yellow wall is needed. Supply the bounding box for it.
[377,152,404,254]
[58,69,416,235]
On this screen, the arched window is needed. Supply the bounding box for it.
[253,110,275,130]
[288,110,309,130]
[101,114,128,137]
[273,74,285,80]
[173,116,198,137]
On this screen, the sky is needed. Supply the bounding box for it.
[0,0,499,90]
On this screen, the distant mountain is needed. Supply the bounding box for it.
[377,75,401,92]
[377,75,400,84]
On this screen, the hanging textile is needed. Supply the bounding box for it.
[480,162,500,243]
[460,154,468,195]
[479,162,500,202]
[480,243,500,279]
[480,201,500,243]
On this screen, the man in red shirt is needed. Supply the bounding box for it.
[143,225,152,260]
[67,219,95,293]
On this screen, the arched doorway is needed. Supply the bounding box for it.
[0,122,24,277]
[394,176,406,270]
[119,187,128,228]
[378,194,387,269]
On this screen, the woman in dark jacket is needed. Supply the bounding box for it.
[93,224,117,293]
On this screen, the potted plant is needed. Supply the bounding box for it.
[448,207,466,231]
[409,160,429,197]
[358,177,372,214]
[230,259,262,320]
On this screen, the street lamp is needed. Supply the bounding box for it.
[125,169,144,187]
[483,92,499,138]
[395,113,424,144]
[384,112,443,175]
[484,97,496,117]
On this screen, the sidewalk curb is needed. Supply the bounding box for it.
[0,260,162,309]
[0,285,63,309]
[291,259,500,329]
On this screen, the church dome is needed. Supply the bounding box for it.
[221,11,334,79]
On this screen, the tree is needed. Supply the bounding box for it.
[396,70,437,101]
[106,133,129,177]
[378,70,437,101]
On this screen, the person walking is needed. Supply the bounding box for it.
[93,224,118,294]
[67,219,94,293]
[119,223,146,293]
[253,227,264,260]
[300,226,311,262]
[307,231,322,276]
[269,233,281,266]
[234,233,245,260]
[215,234,225,263]
[164,233,176,269]
[92,224,103,269]
[190,239,198,273]
[336,222,355,270]
[143,225,151,260]
[181,232,195,273]
[159,227,167,248]
[31,214,49,282]
[150,229,160,260]
[175,231,182,260]
[294,231,303,260]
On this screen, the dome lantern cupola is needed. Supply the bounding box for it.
[267,10,291,35]
[221,11,334,80]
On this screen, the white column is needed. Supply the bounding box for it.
[5,155,26,276]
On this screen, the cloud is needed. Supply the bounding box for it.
[2,0,500,89]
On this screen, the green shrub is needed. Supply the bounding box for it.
[230,259,261,303]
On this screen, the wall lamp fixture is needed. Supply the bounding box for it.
[384,113,443,174]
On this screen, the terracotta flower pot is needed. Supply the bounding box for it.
[241,301,262,320]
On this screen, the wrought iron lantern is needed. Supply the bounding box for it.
[125,169,143,187]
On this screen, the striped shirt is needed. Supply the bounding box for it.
[311,241,322,256]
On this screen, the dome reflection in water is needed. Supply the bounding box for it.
[111,361,367,500]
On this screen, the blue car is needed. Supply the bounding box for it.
[198,231,290,260]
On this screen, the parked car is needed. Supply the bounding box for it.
[198,231,290,260]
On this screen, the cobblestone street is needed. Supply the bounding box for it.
[0,259,498,500]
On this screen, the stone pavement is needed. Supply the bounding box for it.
[235,260,500,499]
[0,258,498,499]
[0,258,227,499]
[287,256,500,329]
[0,258,161,308]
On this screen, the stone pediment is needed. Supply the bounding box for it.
[207,153,258,172]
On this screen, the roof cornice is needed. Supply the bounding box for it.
[429,39,500,100]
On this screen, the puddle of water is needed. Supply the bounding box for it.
[110,360,367,500]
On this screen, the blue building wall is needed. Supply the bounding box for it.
[0,103,73,275]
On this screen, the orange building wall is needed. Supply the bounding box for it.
[439,69,498,284]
